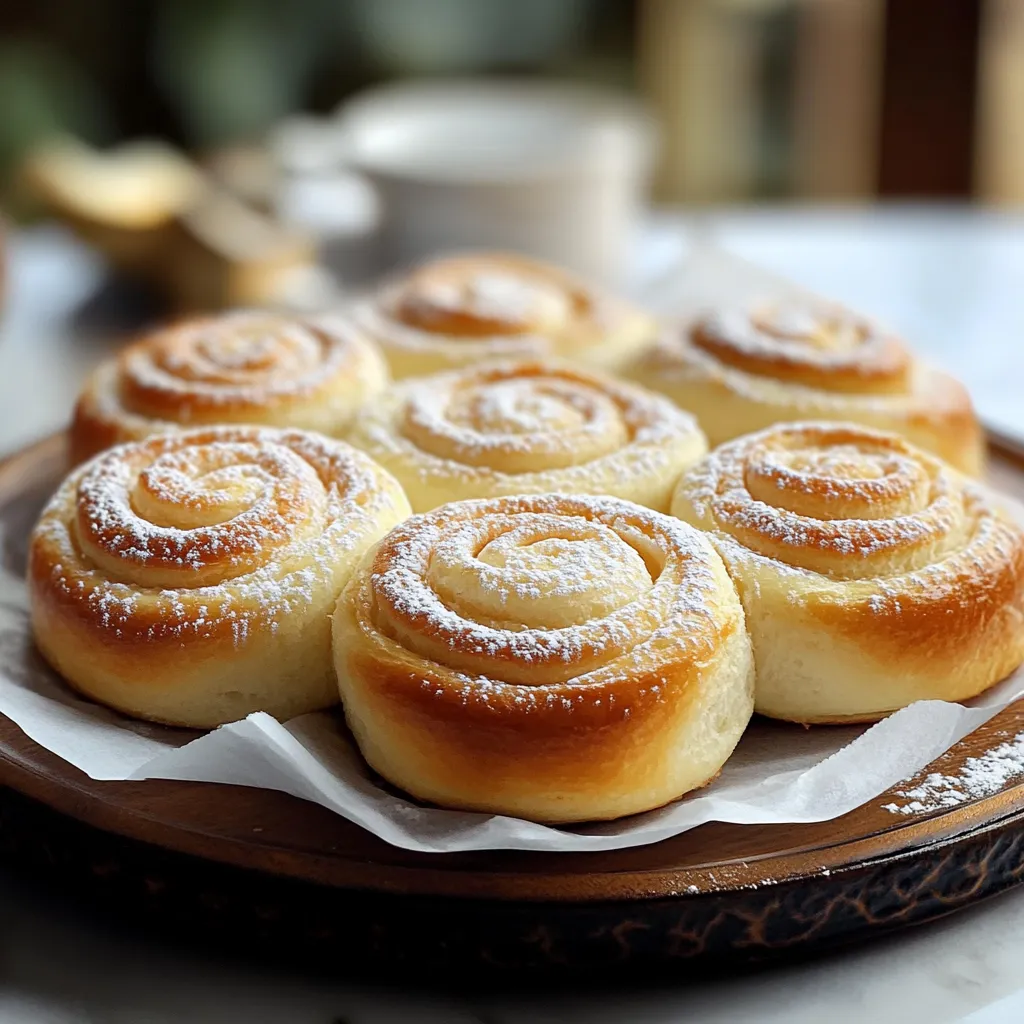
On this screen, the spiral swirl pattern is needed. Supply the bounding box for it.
[71,311,388,462]
[672,421,1024,722]
[333,494,754,822]
[625,303,984,475]
[346,359,707,513]
[29,426,410,726]
[692,306,911,394]
[347,253,656,379]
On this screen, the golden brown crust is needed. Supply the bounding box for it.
[625,303,985,475]
[332,493,754,822]
[70,310,388,463]
[671,421,1024,723]
[691,306,912,393]
[345,358,707,513]
[29,426,410,727]
[346,252,657,379]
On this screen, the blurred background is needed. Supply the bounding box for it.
[3,0,1024,451]
[3,0,1024,299]
[3,0,1024,207]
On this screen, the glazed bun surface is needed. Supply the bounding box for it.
[72,310,388,462]
[672,421,1024,722]
[346,359,707,512]
[347,252,656,379]
[30,425,410,727]
[626,304,984,475]
[333,492,754,823]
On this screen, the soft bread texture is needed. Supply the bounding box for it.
[29,426,410,727]
[71,310,388,463]
[346,252,656,379]
[332,493,754,823]
[625,305,984,475]
[346,359,708,513]
[671,422,1024,723]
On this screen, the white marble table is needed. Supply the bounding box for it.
[3,210,1024,1023]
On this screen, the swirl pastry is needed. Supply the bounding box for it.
[346,359,707,513]
[29,426,410,727]
[71,310,388,463]
[625,305,984,475]
[333,493,754,822]
[671,422,1024,723]
[346,252,656,379]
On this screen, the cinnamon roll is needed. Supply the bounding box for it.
[29,426,410,727]
[346,359,707,513]
[671,422,1024,723]
[333,493,754,822]
[625,305,984,475]
[346,252,656,379]
[71,310,388,463]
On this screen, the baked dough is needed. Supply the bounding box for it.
[346,359,707,512]
[672,421,1024,722]
[626,304,984,475]
[346,252,656,378]
[333,493,754,822]
[29,425,410,727]
[71,310,388,462]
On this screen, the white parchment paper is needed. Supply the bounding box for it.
[1,248,1019,853]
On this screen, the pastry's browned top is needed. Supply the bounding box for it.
[675,420,1024,671]
[347,492,739,731]
[688,305,913,394]
[388,254,590,339]
[349,252,650,369]
[681,422,988,576]
[387,359,700,474]
[29,426,401,644]
[111,311,370,423]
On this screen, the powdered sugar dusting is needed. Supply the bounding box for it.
[686,303,911,386]
[75,441,322,578]
[78,311,383,442]
[352,361,705,498]
[699,306,877,364]
[32,426,403,646]
[399,270,570,331]
[347,255,637,362]
[883,731,1024,815]
[121,312,365,411]
[678,422,969,579]
[365,493,730,695]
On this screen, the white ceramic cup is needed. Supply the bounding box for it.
[331,79,657,284]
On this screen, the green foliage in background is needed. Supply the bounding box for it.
[0,41,112,179]
[0,0,625,196]
[153,0,340,146]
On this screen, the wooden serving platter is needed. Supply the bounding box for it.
[3,432,1024,978]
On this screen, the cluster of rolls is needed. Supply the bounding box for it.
[28,250,1024,825]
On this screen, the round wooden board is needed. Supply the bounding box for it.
[3,432,1024,978]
